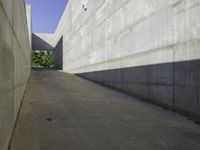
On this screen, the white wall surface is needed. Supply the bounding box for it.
[52,0,200,73]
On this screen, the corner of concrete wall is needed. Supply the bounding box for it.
[32,33,55,50]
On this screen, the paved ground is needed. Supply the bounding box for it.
[10,70,200,150]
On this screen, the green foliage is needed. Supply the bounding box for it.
[32,51,54,68]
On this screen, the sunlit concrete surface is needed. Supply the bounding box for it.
[10,70,200,150]
[33,0,200,120]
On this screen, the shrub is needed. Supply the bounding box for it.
[32,50,54,68]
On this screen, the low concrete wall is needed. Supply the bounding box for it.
[0,0,31,149]
[32,33,55,50]
[32,33,63,70]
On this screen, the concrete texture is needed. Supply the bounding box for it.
[26,4,32,46]
[53,0,200,73]
[32,33,55,50]
[10,70,200,150]
[78,59,200,120]
[0,0,31,150]
[54,36,63,69]
[32,0,200,120]
[32,33,63,70]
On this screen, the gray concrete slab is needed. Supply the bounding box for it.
[10,70,200,150]
[174,86,198,117]
[0,0,31,149]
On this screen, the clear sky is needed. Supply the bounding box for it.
[25,0,68,33]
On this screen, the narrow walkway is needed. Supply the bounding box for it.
[10,70,200,150]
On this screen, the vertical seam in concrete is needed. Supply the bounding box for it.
[197,58,199,119]
[147,64,150,102]
[172,6,175,112]
[198,86,200,120]
[172,58,175,111]
[196,74,199,120]
[197,38,200,120]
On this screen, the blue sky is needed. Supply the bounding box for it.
[25,0,68,33]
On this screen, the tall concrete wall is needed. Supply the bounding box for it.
[35,0,200,120]
[0,0,31,149]
[55,0,200,72]
[53,0,200,120]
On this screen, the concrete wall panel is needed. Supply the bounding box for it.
[32,33,55,50]
[0,0,31,149]
[174,86,198,117]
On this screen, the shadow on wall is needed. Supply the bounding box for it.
[54,36,63,70]
[32,33,54,50]
[77,59,200,122]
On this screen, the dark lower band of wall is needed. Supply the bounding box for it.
[77,59,200,121]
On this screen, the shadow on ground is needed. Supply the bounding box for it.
[10,70,200,150]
